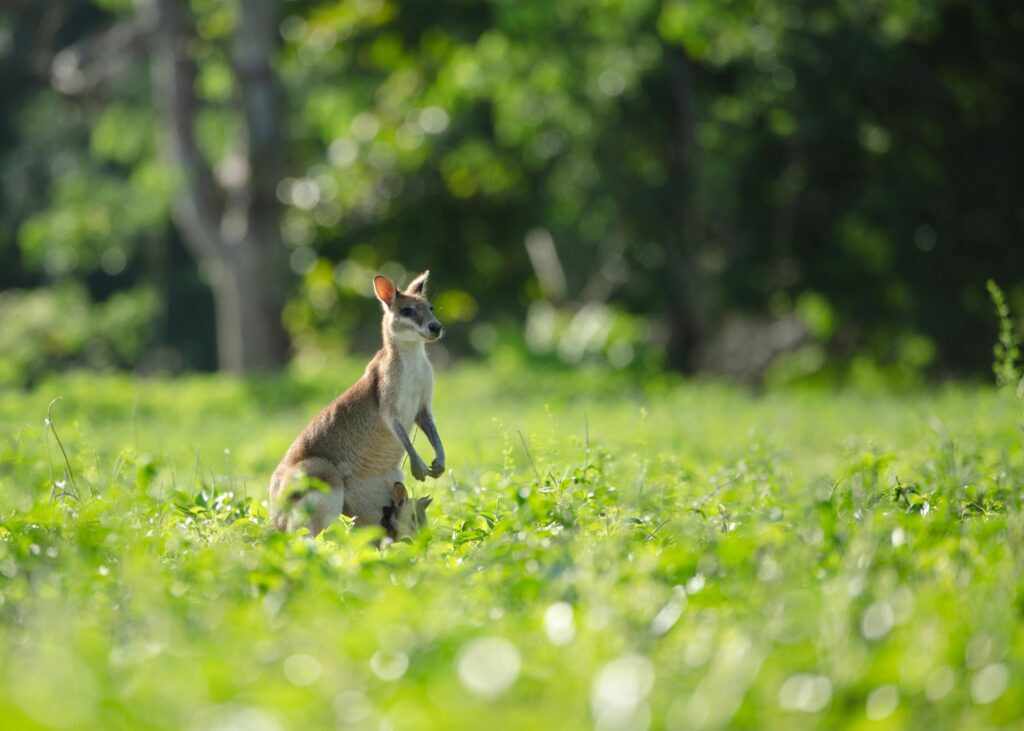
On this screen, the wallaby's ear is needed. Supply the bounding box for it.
[373,276,398,307]
[418,495,433,508]
[392,482,408,504]
[405,270,430,296]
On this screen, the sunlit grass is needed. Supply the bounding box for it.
[0,362,1022,730]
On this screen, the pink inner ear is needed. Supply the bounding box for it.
[374,276,397,305]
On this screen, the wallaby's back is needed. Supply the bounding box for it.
[271,356,399,495]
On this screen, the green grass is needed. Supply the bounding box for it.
[0,360,1022,730]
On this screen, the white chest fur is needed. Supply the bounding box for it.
[392,345,432,429]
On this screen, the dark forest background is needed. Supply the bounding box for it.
[1,0,1022,387]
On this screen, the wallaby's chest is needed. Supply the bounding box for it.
[387,351,432,428]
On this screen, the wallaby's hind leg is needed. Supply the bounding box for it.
[270,457,346,535]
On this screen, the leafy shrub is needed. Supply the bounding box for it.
[0,284,158,387]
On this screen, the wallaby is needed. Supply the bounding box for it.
[381,482,433,542]
[269,270,445,535]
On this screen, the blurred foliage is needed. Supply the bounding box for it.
[1,364,1023,728]
[0,0,1023,380]
[987,280,1022,396]
[0,284,158,387]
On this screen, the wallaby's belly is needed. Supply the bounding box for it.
[344,468,404,526]
[351,421,406,478]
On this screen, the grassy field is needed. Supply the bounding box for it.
[0,359,1022,730]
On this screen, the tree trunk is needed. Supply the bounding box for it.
[149,0,290,372]
[211,243,290,371]
[662,47,707,371]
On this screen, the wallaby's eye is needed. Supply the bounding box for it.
[400,307,415,317]
[429,305,434,313]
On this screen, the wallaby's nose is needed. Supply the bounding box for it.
[428,322,442,337]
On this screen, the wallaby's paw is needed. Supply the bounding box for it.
[427,459,444,478]
[411,458,429,481]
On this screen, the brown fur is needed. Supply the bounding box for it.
[269,270,445,535]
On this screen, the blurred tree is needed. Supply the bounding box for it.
[0,0,109,292]
[275,0,1022,375]
[45,0,291,371]
[2,0,1022,380]
[149,0,290,370]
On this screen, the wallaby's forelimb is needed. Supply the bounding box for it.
[416,410,445,477]
[392,419,431,481]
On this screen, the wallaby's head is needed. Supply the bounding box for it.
[381,482,433,541]
[373,271,443,344]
